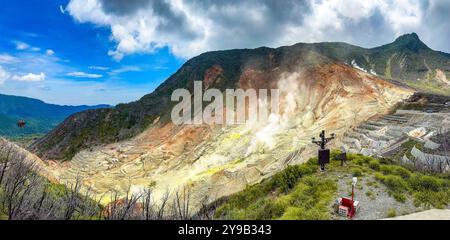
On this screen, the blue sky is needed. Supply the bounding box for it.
[0,0,183,105]
[0,0,448,105]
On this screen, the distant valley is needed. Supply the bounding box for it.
[0,94,110,137]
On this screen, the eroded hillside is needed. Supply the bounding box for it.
[37,63,413,208]
[30,33,449,163]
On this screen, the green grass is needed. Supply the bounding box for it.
[213,160,338,220]
[351,167,363,177]
[213,151,450,220]
[369,160,380,171]
[350,153,449,208]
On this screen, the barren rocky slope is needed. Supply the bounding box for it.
[30,33,449,162]
[0,137,57,182]
[33,62,413,207]
[28,35,450,207]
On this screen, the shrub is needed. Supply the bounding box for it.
[369,160,380,170]
[409,174,443,192]
[378,157,391,164]
[346,153,356,161]
[351,168,363,177]
[254,200,285,220]
[376,174,409,202]
[224,181,272,211]
[374,172,385,181]
[277,176,336,220]
[413,191,449,209]
[386,208,397,218]
[389,191,407,202]
[394,167,411,179]
[279,206,330,220]
[384,175,408,191]
[274,167,299,193]
[361,156,372,164]
[380,165,394,174]
[330,150,342,160]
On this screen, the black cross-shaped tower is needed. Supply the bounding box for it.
[312,130,335,170]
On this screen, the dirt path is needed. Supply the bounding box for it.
[384,209,450,220]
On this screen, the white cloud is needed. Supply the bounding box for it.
[14,41,41,52]
[59,5,66,14]
[0,66,11,85]
[0,54,19,64]
[66,0,450,60]
[67,71,103,78]
[109,66,141,75]
[12,72,46,82]
[15,41,30,50]
[89,66,109,70]
[0,65,46,84]
[46,49,55,56]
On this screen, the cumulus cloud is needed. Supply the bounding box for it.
[12,72,46,82]
[66,0,450,60]
[0,66,46,84]
[46,49,55,56]
[67,0,310,60]
[67,71,103,78]
[15,41,30,50]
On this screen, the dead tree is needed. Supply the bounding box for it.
[0,142,104,220]
[156,190,170,220]
[104,186,142,220]
[0,145,13,186]
[173,186,191,220]
[62,178,83,220]
[78,187,103,220]
[195,195,215,220]
[141,186,154,220]
[1,152,40,219]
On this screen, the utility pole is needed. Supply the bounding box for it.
[350,177,358,219]
[312,130,335,170]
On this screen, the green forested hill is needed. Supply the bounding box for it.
[0,93,110,136]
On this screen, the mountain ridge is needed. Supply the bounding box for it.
[30,33,449,161]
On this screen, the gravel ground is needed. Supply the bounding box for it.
[328,171,422,220]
